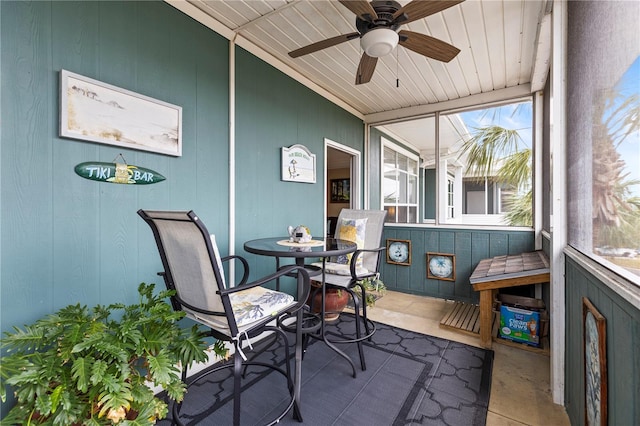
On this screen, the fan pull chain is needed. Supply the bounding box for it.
[396,48,400,88]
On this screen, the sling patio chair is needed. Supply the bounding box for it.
[310,208,386,372]
[138,209,311,426]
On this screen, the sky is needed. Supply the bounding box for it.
[459,102,533,149]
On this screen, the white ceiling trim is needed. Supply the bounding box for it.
[165,0,364,119]
[365,84,532,125]
[166,0,236,39]
[531,12,552,92]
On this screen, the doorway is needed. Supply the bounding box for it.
[325,139,361,237]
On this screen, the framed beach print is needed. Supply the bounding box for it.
[427,253,456,281]
[281,144,316,183]
[386,239,411,266]
[583,297,607,426]
[60,70,182,156]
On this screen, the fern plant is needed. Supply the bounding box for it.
[0,283,226,425]
[356,277,387,307]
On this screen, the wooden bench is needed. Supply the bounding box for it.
[470,251,550,349]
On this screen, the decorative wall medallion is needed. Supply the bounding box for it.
[426,252,456,281]
[386,239,411,265]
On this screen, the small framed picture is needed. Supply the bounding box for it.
[583,297,607,426]
[426,252,456,281]
[386,239,411,265]
[330,178,350,203]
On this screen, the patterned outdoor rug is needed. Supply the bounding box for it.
[158,315,493,426]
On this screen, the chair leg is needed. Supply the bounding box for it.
[170,368,189,426]
[285,324,303,423]
[358,283,374,342]
[348,287,367,371]
[233,344,243,426]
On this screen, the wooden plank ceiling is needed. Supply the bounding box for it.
[171,0,550,145]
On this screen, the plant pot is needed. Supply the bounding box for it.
[306,283,349,322]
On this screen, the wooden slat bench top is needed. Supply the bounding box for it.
[470,251,550,291]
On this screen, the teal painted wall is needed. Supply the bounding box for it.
[380,227,535,303]
[0,0,364,414]
[0,0,229,333]
[368,127,385,208]
[234,47,364,284]
[564,256,639,425]
[0,1,366,324]
[7,1,638,423]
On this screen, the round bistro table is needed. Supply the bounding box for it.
[243,237,359,408]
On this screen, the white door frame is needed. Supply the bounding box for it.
[324,138,362,235]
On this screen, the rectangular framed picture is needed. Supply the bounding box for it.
[386,239,411,266]
[60,69,182,156]
[330,178,350,203]
[583,297,607,426]
[426,252,456,281]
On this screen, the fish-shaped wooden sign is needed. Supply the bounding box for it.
[74,162,165,184]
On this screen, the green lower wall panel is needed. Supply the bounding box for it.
[380,227,535,303]
[564,255,639,426]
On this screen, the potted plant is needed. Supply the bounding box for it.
[355,276,387,308]
[0,283,227,425]
[307,282,350,322]
[307,276,387,321]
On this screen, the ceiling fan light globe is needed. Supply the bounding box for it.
[360,28,399,57]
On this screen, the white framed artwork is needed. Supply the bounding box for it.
[60,70,182,156]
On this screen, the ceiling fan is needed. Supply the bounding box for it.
[289,0,464,85]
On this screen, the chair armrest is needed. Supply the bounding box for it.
[219,265,311,312]
[350,247,386,280]
[221,254,249,286]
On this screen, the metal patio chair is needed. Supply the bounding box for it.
[138,209,310,426]
[311,208,387,371]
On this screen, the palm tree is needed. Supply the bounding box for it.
[457,125,532,226]
[456,86,639,237]
[592,88,640,249]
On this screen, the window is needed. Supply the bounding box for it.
[567,0,640,283]
[446,175,455,219]
[374,100,533,227]
[440,101,533,226]
[382,139,419,223]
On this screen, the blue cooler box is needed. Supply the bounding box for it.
[499,305,541,347]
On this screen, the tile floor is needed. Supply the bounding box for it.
[365,291,570,426]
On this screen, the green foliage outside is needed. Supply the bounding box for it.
[458,124,533,226]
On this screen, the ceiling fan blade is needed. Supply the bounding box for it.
[399,30,460,62]
[355,53,378,85]
[393,0,464,25]
[289,32,360,58]
[339,0,378,21]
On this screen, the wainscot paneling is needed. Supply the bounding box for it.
[564,254,639,426]
[380,226,535,303]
